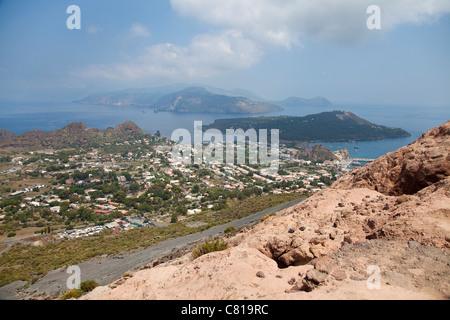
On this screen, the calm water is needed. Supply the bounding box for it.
[0,101,448,159]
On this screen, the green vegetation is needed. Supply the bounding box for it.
[260,213,275,223]
[205,111,411,142]
[59,280,98,300]
[80,280,98,293]
[0,193,301,287]
[224,226,236,235]
[60,289,84,300]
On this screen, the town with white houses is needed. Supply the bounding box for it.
[0,136,354,245]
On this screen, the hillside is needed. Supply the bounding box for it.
[0,121,150,150]
[0,129,15,140]
[83,121,450,300]
[292,143,339,161]
[153,87,283,114]
[205,111,411,142]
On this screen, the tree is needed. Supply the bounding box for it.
[172,185,183,194]
[191,184,200,194]
[138,202,152,213]
[320,176,332,186]
[90,190,104,200]
[60,201,70,213]
[172,169,183,178]
[176,205,186,216]
[113,190,126,203]
[129,182,140,193]
[121,172,132,181]
[77,207,94,222]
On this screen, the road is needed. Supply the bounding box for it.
[0,197,306,300]
[0,234,41,255]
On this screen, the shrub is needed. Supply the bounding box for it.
[260,213,274,223]
[80,280,98,293]
[7,232,16,238]
[224,226,236,235]
[192,239,228,259]
[60,289,84,300]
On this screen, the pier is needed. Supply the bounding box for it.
[351,158,376,162]
[339,158,376,170]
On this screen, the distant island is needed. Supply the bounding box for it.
[204,111,411,142]
[152,87,283,114]
[75,85,334,113]
[75,86,183,107]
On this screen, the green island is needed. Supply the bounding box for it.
[204,110,411,142]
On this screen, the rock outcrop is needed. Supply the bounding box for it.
[83,121,450,300]
[332,121,450,195]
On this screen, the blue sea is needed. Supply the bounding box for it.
[0,101,448,159]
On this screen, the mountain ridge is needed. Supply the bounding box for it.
[75,85,334,111]
[152,86,283,114]
[0,121,149,150]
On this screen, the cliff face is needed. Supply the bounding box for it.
[84,122,450,300]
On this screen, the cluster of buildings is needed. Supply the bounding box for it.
[55,217,155,241]
[8,184,46,198]
[56,226,104,240]
[0,137,347,243]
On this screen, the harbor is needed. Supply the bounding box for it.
[339,158,376,171]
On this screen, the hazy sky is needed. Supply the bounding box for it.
[0,0,449,106]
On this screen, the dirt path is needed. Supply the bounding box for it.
[0,233,41,255]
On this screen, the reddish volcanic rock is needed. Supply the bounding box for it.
[332,121,450,196]
[0,121,146,150]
